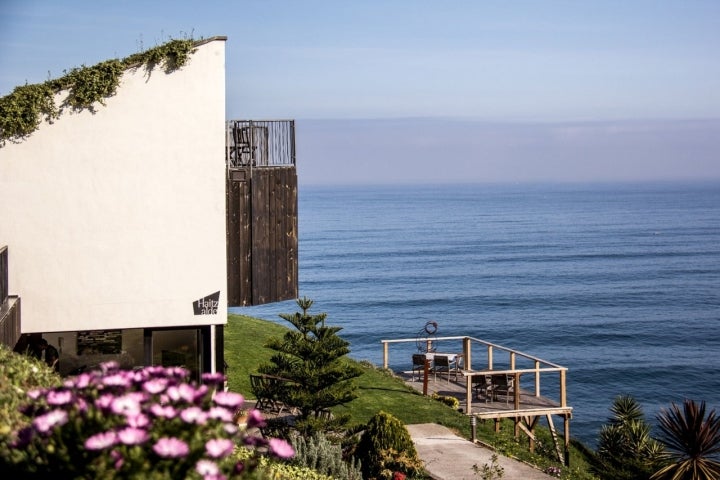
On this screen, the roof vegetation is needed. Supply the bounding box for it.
[0,38,197,147]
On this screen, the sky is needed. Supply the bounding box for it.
[1,0,719,185]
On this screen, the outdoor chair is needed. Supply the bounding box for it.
[231,125,255,167]
[432,355,458,383]
[489,374,513,404]
[250,373,288,413]
[411,354,427,381]
[472,374,493,401]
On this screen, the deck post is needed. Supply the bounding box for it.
[560,369,567,407]
[382,341,389,369]
[564,414,571,466]
[463,337,471,371]
[487,345,493,370]
[535,360,541,397]
[423,359,430,396]
[466,374,473,414]
[510,352,516,370]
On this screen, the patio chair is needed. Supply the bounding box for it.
[411,354,427,381]
[250,374,273,411]
[489,374,514,404]
[250,374,288,413]
[472,374,493,401]
[432,355,458,383]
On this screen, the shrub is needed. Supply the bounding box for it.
[595,395,664,480]
[0,344,61,448]
[431,393,460,410]
[355,411,423,480]
[0,355,294,478]
[291,431,363,480]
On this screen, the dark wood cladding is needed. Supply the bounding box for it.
[0,246,20,349]
[0,298,21,350]
[1,246,7,304]
[227,166,298,306]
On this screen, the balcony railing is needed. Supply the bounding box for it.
[226,120,295,168]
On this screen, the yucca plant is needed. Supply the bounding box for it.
[595,395,664,480]
[651,399,720,480]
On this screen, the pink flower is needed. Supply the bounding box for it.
[99,361,120,374]
[213,391,244,409]
[196,459,220,476]
[393,472,407,480]
[110,449,124,470]
[95,393,115,411]
[126,413,150,428]
[47,389,73,406]
[205,438,234,458]
[32,409,68,434]
[143,378,169,395]
[166,384,198,403]
[153,437,189,458]
[85,431,118,450]
[202,372,226,385]
[268,438,294,459]
[103,372,132,388]
[150,403,177,419]
[71,372,94,389]
[117,427,149,445]
[27,388,45,400]
[111,394,142,416]
[208,407,234,422]
[246,409,266,428]
[181,406,208,424]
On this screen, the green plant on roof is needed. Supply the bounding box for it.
[0,38,197,147]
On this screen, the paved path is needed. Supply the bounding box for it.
[407,424,555,480]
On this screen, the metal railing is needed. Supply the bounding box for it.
[226,120,295,168]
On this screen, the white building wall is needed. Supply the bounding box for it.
[0,38,228,333]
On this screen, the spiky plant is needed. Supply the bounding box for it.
[651,399,720,480]
[595,395,664,480]
[610,394,646,426]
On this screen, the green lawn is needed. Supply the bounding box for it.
[224,314,598,479]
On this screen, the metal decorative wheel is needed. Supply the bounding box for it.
[416,321,438,352]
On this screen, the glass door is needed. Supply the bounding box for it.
[148,328,201,382]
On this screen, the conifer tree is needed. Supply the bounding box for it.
[259,297,363,435]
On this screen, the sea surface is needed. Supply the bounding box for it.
[232,182,720,447]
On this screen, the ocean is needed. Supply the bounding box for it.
[232,181,720,447]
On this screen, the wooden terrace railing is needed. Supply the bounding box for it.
[381,335,569,415]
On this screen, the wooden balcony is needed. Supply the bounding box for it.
[225,120,298,307]
[382,335,572,465]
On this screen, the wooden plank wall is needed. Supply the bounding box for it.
[1,246,7,304]
[226,166,298,306]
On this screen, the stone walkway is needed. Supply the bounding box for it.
[407,423,555,480]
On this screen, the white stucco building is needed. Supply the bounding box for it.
[0,37,298,378]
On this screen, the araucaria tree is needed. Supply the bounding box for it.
[259,297,363,435]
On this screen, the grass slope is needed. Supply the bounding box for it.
[224,314,597,479]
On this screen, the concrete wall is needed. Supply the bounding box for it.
[0,38,228,333]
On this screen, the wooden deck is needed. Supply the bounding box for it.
[384,334,573,465]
